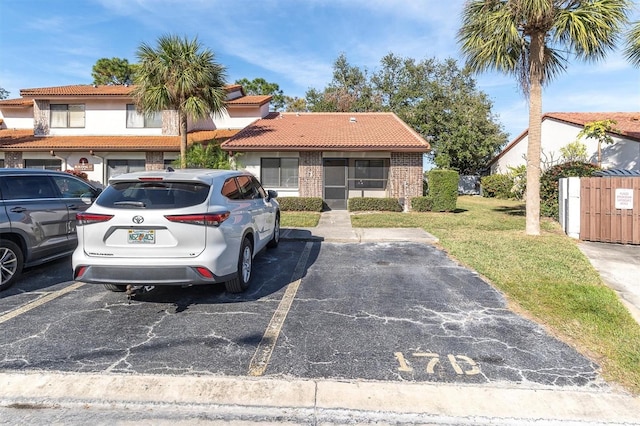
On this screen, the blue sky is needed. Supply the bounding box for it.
[0,0,638,141]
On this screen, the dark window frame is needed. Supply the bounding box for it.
[260,157,299,188]
[50,104,85,128]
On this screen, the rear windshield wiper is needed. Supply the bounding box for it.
[113,201,146,208]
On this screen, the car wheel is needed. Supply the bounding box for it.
[225,237,253,293]
[103,284,127,292]
[0,239,24,292]
[267,214,280,249]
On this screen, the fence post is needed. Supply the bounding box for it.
[559,177,581,239]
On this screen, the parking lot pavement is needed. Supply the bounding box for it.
[3,239,637,424]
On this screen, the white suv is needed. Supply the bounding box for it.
[72,169,280,293]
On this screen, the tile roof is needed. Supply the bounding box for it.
[227,95,272,107]
[221,112,431,152]
[19,84,245,98]
[488,112,640,166]
[0,98,33,107]
[0,129,239,152]
[545,112,640,141]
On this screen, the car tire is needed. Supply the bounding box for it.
[267,214,280,249]
[103,284,127,292]
[0,239,24,292]
[225,237,253,293]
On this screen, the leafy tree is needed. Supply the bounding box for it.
[283,96,307,112]
[133,35,228,168]
[235,78,285,111]
[625,21,640,66]
[173,142,230,169]
[458,0,630,235]
[577,119,618,167]
[0,87,9,99]
[92,57,137,85]
[560,140,589,163]
[306,53,506,174]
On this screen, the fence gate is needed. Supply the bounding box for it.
[580,177,640,244]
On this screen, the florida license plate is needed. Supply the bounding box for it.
[128,229,155,244]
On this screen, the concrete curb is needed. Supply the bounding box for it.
[1,372,639,424]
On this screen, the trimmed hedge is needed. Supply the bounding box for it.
[481,174,513,199]
[427,169,458,212]
[411,196,433,212]
[277,197,324,212]
[541,162,600,219]
[348,197,403,212]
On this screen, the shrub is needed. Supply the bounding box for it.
[65,169,89,181]
[481,174,513,199]
[427,169,458,212]
[411,196,433,212]
[277,197,323,212]
[540,161,600,219]
[348,197,402,212]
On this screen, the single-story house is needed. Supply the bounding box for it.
[221,112,430,209]
[489,112,640,174]
[0,85,430,209]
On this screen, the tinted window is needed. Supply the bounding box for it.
[52,175,95,198]
[221,178,242,200]
[236,175,261,200]
[96,181,210,209]
[0,175,58,200]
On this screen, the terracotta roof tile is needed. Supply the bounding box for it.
[0,129,238,152]
[19,84,244,98]
[545,112,640,141]
[221,112,430,152]
[0,98,33,107]
[227,95,272,107]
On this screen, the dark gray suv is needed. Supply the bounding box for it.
[0,169,101,290]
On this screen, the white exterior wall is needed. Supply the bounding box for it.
[0,107,34,129]
[492,118,640,174]
[47,99,162,136]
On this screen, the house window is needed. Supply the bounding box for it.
[351,159,388,189]
[107,159,146,179]
[51,104,85,128]
[126,104,162,128]
[261,158,299,188]
[24,159,62,170]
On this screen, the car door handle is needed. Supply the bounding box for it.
[10,207,27,213]
[67,204,80,210]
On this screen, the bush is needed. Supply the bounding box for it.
[481,174,513,199]
[541,161,600,219]
[411,196,433,212]
[277,197,323,212]
[348,197,402,212]
[427,169,458,212]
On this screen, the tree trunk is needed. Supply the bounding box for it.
[525,31,545,236]
[179,112,188,169]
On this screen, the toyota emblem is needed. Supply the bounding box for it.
[132,215,144,224]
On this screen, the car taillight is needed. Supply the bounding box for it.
[164,212,230,226]
[76,212,114,225]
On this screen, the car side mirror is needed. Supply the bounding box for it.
[266,189,278,201]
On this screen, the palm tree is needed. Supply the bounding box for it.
[625,20,640,66]
[458,0,630,235]
[133,34,228,168]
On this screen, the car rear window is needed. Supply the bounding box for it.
[96,181,210,209]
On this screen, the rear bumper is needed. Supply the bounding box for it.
[74,265,235,286]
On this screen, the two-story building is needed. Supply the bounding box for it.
[1,84,430,208]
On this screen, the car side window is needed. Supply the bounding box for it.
[251,176,267,198]
[0,175,58,200]
[236,175,261,200]
[52,175,94,198]
[221,178,242,200]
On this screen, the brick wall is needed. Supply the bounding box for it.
[388,152,423,200]
[34,100,50,136]
[298,151,323,197]
[145,152,165,170]
[4,152,23,168]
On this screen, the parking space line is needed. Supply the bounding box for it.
[0,281,85,325]
[248,242,313,376]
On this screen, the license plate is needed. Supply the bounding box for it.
[128,229,155,244]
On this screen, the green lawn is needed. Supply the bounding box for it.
[282,197,640,393]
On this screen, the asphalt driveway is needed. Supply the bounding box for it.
[0,240,600,388]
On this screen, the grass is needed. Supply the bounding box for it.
[281,211,321,228]
[284,197,640,393]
